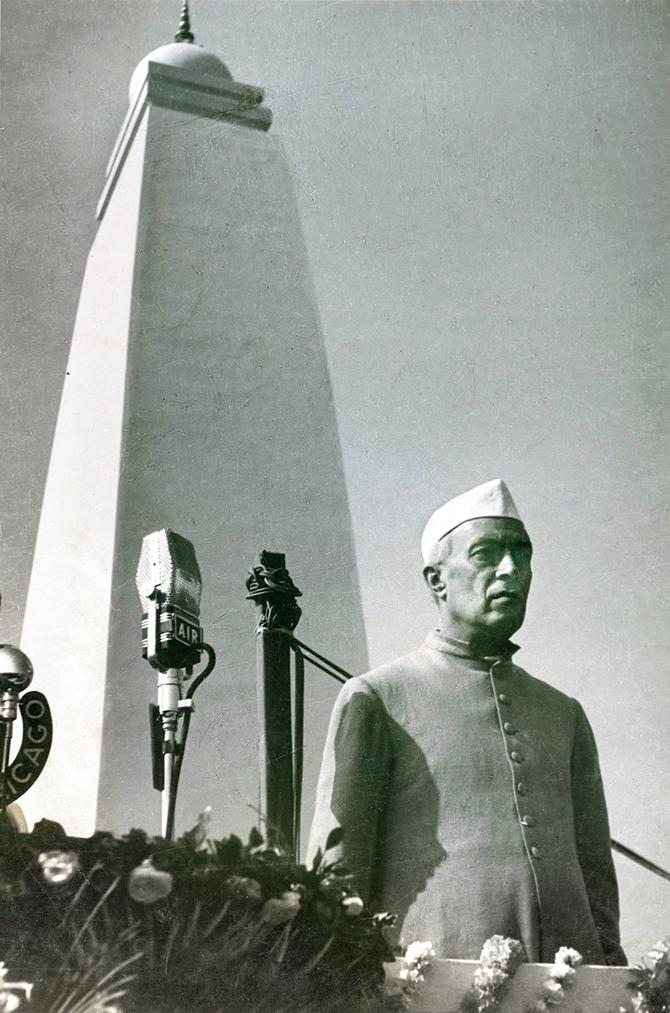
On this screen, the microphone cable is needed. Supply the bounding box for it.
[165,643,216,841]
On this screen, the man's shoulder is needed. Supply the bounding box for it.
[357,646,437,693]
[513,664,578,714]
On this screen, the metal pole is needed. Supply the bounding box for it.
[247,551,302,857]
[256,626,294,852]
[291,646,305,861]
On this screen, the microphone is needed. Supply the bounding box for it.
[136,529,203,672]
[0,645,34,714]
[0,645,34,779]
[135,530,210,840]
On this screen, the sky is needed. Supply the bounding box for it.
[1,0,669,958]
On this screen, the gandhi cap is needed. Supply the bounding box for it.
[421,479,523,564]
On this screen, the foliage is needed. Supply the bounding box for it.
[0,814,397,1013]
[622,938,670,1013]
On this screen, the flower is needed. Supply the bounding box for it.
[479,934,525,973]
[473,965,507,991]
[550,960,575,982]
[0,963,32,1012]
[342,895,364,917]
[460,937,526,1013]
[404,940,436,967]
[260,890,301,925]
[648,936,670,966]
[37,850,79,885]
[553,946,582,969]
[127,859,173,904]
[226,875,263,904]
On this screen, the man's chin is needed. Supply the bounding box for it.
[482,610,525,641]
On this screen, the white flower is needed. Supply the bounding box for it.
[550,961,576,982]
[474,965,507,991]
[648,937,670,966]
[342,895,364,917]
[0,963,32,1013]
[554,946,582,969]
[398,967,422,983]
[260,890,301,925]
[127,859,173,904]
[479,934,525,972]
[37,849,79,885]
[404,940,436,967]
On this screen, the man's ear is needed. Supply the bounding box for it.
[423,565,447,601]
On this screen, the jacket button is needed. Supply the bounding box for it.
[510,751,524,763]
[521,815,536,827]
[531,846,542,859]
[503,722,517,734]
[498,693,510,704]
[517,782,527,795]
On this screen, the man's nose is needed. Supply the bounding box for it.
[496,550,518,578]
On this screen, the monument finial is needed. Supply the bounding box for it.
[174,1,195,44]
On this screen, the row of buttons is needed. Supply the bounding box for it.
[492,663,541,859]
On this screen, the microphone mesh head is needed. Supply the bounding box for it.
[0,645,34,690]
[135,529,202,616]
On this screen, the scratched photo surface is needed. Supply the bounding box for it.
[1,0,668,961]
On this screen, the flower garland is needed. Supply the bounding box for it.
[622,937,670,1013]
[459,935,526,1012]
[525,946,582,1013]
[0,812,398,1013]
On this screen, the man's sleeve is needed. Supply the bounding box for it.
[571,701,627,965]
[306,676,392,903]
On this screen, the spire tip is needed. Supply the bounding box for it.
[174,1,194,44]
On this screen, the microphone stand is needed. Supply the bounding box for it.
[157,667,182,840]
[0,706,12,810]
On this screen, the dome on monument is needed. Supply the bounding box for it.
[129,41,233,104]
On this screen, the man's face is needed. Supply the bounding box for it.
[430,516,533,644]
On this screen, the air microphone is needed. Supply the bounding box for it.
[135,530,214,840]
[136,529,203,672]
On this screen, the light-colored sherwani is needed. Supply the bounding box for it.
[308,630,625,964]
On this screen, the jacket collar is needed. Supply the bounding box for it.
[423,628,520,669]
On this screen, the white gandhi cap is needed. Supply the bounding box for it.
[421,479,523,565]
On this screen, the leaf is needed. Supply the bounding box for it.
[215,835,243,864]
[325,827,343,852]
[248,826,264,849]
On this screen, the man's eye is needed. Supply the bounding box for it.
[472,547,494,561]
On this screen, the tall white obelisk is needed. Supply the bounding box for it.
[21,5,367,838]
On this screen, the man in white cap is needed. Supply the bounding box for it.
[308,480,625,965]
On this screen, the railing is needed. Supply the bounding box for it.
[247,551,670,885]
